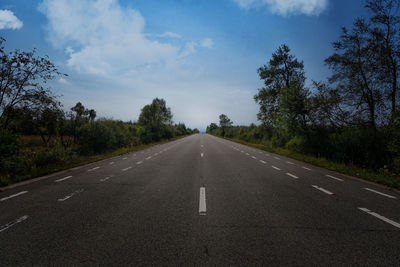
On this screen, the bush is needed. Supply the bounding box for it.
[285,135,306,153]
[78,122,116,154]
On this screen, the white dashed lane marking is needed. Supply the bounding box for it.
[271,166,281,171]
[325,174,344,182]
[88,167,100,172]
[122,166,132,172]
[302,166,312,171]
[55,176,72,182]
[364,188,397,199]
[58,189,84,202]
[260,160,266,164]
[358,207,400,229]
[0,191,28,202]
[312,185,333,195]
[274,156,280,160]
[136,161,143,165]
[0,215,28,233]
[286,173,299,179]
[199,187,207,215]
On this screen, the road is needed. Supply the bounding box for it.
[1,134,399,265]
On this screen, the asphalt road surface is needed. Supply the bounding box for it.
[1,134,399,266]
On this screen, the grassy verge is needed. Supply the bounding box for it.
[221,136,400,190]
[0,135,188,188]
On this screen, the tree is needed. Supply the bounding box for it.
[138,98,173,142]
[69,102,96,142]
[219,114,233,137]
[325,18,384,135]
[0,37,65,129]
[219,114,233,127]
[366,0,400,121]
[254,44,310,136]
[206,123,218,133]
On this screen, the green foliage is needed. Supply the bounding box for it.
[78,122,116,154]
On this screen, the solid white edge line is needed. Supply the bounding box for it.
[271,165,281,171]
[0,191,28,202]
[0,215,29,233]
[358,207,400,229]
[364,188,397,199]
[199,187,206,215]
[55,175,72,182]
[286,173,299,179]
[312,185,333,195]
[325,174,344,182]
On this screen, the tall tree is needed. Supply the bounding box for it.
[366,0,400,120]
[254,44,310,135]
[138,98,173,142]
[0,37,65,129]
[325,18,384,135]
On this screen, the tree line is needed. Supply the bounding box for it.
[0,37,198,185]
[208,0,400,175]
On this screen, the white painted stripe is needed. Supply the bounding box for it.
[55,175,72,182]
[364,188,397,199]
[58,189,84,202]
[0,215,28,233]
[88,167,100,172]
[286,173,299,179]
[136,161,143,165]
[286,161,294,165]
[252,156,257,159]
[271,165,281,171]
[122,157,128,160]
[325,174,344,182]
[260,160,266,164]
[245,153,250,156]
[0,191,28,202]
[302,166,312,171]
[100,176,112,182]
[265,153,270,156]
[109,161,115,165]
[201,145,204,147]
[122,166,132,172]
[201,153,204,157]
[154,153,158,156]
[358,207,400,229]
[145,156,152,160]
[312,185,333,195]
[274,157,280,160]
[241,151,244,153]
[199,187,206,215]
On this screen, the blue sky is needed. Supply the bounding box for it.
[0,0,367,130]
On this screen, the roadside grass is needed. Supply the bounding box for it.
[223,136,400,190]
[0,135,188,188]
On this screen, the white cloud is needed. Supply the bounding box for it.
[152,32,181,38]
[0,9,23,30]
[233,0,328,16]
[200,38,214,48]
[39,0,181,75]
